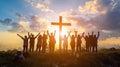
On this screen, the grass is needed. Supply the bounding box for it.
[0,49,120,67]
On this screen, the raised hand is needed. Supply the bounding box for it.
[98,31,100,34]
[75,31,78,37]
[28,32,30,36]
[54,30,56,36]
[82,32,85,37]
[88,33,90,35]
[74,31,77,33]
[17,34,23,39]
[54,30,56,33]
[92,31,94,35]
[97,31,100,38]
[17,34,19,35]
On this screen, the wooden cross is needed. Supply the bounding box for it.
[51,16,71,51]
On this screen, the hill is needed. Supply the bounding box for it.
[0,49,120,67]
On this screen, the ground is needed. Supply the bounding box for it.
[0,48,120,67]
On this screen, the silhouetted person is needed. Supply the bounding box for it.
[42,31,48,53]
[62,33,69,52]
[93,32,100,52]
[36,34,43,52]
[84,35,89,52]
[75,32,84,52]
[47,30,56,52]
[17,33,29,52]
[88,32,94,52]
[29,33,40,52]
[69,32,75,53]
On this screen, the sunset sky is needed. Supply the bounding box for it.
[0,0,120,50]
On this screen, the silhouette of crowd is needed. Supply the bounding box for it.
[17,31,100,53]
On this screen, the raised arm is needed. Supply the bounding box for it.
[92,31,94,35]
[47,30,50,37]
[68,31,71,38]
[35,33,40,38]
[28,32,30,38]
[17,34,24,39]
[97,32,100,39]
[75,31,77,38]
[88,33,90,36]
[54,30,56,36]
[28,32,31,38]
[81,32,85,37]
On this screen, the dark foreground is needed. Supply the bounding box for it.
[0,49,120,67]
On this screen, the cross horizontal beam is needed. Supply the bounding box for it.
[51,22,71,26]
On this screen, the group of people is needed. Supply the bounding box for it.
[84,32,100,52]
[17,30,100,53]
[62,31,100,53]
[17,30,56,53]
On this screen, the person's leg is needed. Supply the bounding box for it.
[63,44,65,52]
[79,44,81,52]
[29,45,32,52]
[36,45,38,52]
[23,45,25,52]
[95,45,97,52]
[76,44,78,52]
[66,44,68,52]
[39,45,41,52]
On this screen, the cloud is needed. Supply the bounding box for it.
[30,15,48,31]
[25,0,54,12]
[61,0,120,37]
[36,3,54,12]
[16,13,26,19]
[0,18,12,25]
[25,0,52,5]
[7,23,25,32]
[0,18,27,32]
[42,0,51,5]
[0,13,51,32]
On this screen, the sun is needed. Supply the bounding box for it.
[55,28,68,41]
[61,29,68,36]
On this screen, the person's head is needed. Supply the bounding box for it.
[32,34,34,37]
[64,35,66,37]
[24,35,27,38]
[94,35,96,37]
[51,33,53,36]
[78,35,80,37]
[72,35,74,37]
[85,35,88,38]
[39,34,42,37]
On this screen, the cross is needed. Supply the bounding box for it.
[51,16,71,52]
